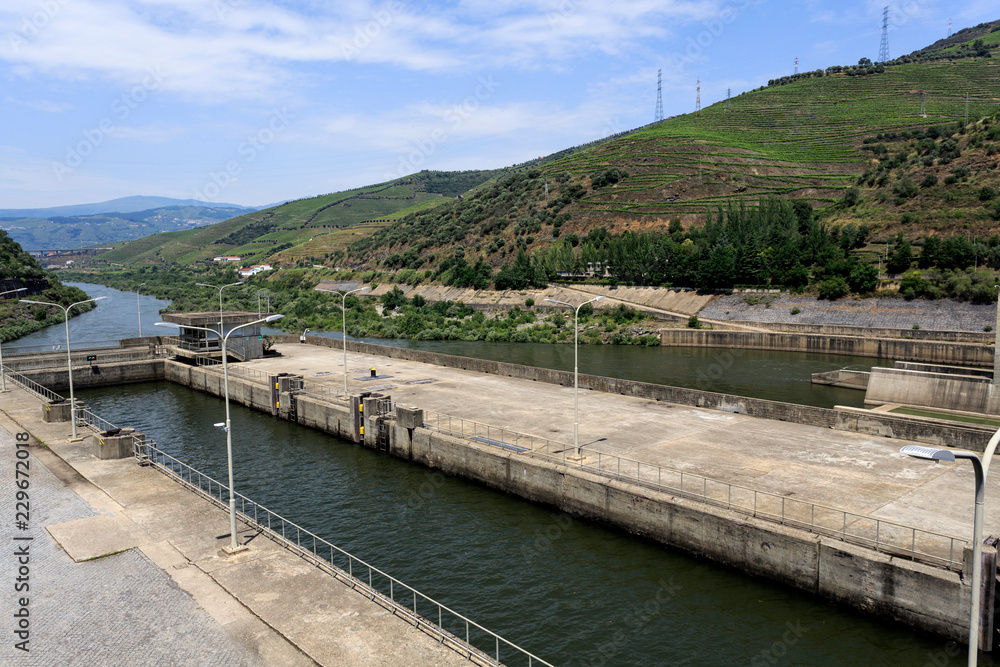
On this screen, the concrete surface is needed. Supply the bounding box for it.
[0,386,484,667]
[246,342,1000,545]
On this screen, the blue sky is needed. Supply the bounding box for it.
[1,0,997,209]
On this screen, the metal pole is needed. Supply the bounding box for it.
[343,291,349,395]
[968,455,985,667]
[137,283,145,337]
[63,307,76,439]
[573,302,580,457]
[222,332,239,552]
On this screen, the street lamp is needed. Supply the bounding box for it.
[544,295,604,457]
[900,442,999,666]
[317,286,369,395]
[155,312,284,553]
[197,281,243,330]
[0,287,27,391]
[21,296,107,439]
[136,283,146,337]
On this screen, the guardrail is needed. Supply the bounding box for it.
[79,407,119,435]
[135,438,553,667]
[2,338,124,355]
[421,410,968,571]
[3,349,165,372]
[4,370,64,403]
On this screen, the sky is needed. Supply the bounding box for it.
[0,0,997,210]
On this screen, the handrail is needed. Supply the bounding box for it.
[3,349,165,372]
[134,437,553,667]
[4,370,64,403]
[420,409,968,571]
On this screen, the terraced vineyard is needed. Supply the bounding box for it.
[554,59,1000,221]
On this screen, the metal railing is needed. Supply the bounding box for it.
[3,349,164,372]
[4,370,64,403]
[194,357,274,385]
[78,407,120,435]
[422,411,969,571]
[2,338,124,355]
[135,438,553,667]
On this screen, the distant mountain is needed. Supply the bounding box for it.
[0,195,255,219]
[1,205,259,251]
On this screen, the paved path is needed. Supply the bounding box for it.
[248,343,1000,553]
[0,387,480,667]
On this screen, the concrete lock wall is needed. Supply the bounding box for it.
[733,321,994,344]
[16,348,985,644]
[658,329,994,367]
[383,418,974,643]
[18,360,163,392]
[866,367,1000,414]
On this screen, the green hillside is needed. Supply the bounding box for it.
[0,231,91,342]
[90,171,502,268]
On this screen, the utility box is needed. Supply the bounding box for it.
[93,429,144,460]
[42,400,74,423]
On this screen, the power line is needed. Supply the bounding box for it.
[654,69,664,122]
[878,6,890,63]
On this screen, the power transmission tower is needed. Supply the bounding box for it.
[878,6,890,63]
[696,78,701,115]
[948,18,953,37]
[654,69,664,122]
[920,92,926,117]
[965,92,970,126]
[726,88,731,111]
[794,57,799,74]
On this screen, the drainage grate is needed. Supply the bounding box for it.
[407,378,437,385]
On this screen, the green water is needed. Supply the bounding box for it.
[77,382,985,666]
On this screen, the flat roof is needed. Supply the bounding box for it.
[161,311,265,327]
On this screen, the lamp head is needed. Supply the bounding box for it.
[264,314,284,323]
[900,445,956,462]
[153,322,176,328]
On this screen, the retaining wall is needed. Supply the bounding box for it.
[659,329,994,367]
[865,367,1000,415]
[739,321,994,344]
[17,359,163,392]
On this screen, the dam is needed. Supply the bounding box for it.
[6,329,1000,665]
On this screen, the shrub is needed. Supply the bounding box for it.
[817,276,849,300]
[790,307,801,315]
[912,324,920,330]
[524,297,534,307]
[986,325,994,332]
[687,315,702,329]
[979,186,998,202]
[921,175,938,188]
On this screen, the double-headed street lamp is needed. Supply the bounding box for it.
[155,313,284,553]
[317,286,369,395]
[197,281,243,330]
[0,287,27,391]
[901,433,1000,667]
[544,295,604,457]
[21,296,107,439]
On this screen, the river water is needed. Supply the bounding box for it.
[28,283,990,664]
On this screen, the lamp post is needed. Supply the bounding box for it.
[197,281,243,330]
[155,313,284,553]
[21,296,107,439]
[317,286,369,395]
[136,283,146,337]
[0,287,27,391]
[901,437,1000,667]
[544,295,604,456]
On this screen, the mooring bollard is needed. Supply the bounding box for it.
[371,366,376,378]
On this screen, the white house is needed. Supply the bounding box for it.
[238,264,273,277]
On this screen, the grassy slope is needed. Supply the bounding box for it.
[553,59,999,224]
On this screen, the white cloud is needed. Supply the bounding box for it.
[4,96,72,112]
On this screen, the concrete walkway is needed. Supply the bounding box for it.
[250,343,1000,548]
[0,387,479,667]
